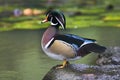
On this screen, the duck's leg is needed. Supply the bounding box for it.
[56,59,69,69]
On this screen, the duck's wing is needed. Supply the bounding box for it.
[47,34,96,49]
[45,34,106,58]
[53,34,106,57]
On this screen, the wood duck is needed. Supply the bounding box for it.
[41,10,106,69]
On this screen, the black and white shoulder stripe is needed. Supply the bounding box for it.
[45,34,96,49]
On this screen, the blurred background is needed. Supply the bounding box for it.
[0,0,120,80]
[0,0,120,30]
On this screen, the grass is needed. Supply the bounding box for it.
[0,6,120,31]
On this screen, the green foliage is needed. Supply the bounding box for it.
[0,5,120,31]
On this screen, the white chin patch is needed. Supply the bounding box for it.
[51,22,58,26]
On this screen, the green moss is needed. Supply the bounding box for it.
[0,6,120,31]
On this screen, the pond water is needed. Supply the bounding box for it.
[0,27,120,80]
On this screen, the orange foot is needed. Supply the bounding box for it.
[56,59,69,69]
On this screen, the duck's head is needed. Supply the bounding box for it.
[42,10,66,29]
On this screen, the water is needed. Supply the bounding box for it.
[0,27,120,80]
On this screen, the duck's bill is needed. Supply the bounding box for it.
[41,15,48,23]
[41,19,48,23]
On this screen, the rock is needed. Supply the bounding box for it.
[23,8,44,16]
[43,64,120,80]
[13,9,22,17]
[23,8,33,16]
[106,4,114,11]
[33,9,43,16]
[43,47,120,80]
[97,46,120,65]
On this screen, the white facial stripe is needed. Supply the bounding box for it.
[60,14,64,22]
[55,17,64,29]
[45,38,54,49]
[50,17,58,25]
[51,22,58,25]
[50,17,53,22]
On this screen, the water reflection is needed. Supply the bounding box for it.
[0,27,120,80]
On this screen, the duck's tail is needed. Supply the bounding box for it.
[78,43,106,57]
